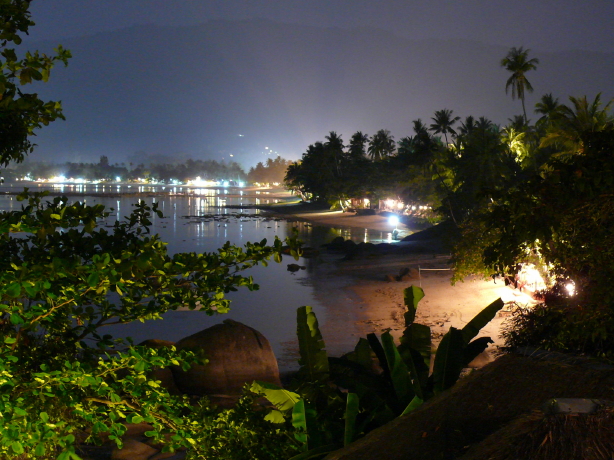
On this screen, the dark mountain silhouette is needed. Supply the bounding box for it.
[22,19,614,167]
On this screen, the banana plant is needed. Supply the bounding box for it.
[252,288,503,456]
[330,285,503,415]
[251,306,360,459]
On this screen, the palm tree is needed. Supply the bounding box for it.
[396,136,413,159]
[534,93,563,129]
[324,131,345,176]
[540,93,614,157]
[458,115,476,137]
[475,116,496,133]
[412,119,429,138]
[348,131,369,160]
[502,126,529,163]
[506,114,529,132]
[500,46,539,123]
[368,129,395,161]
[429,109,460,145]
[324,131,344,152]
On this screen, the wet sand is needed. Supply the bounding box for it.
[285,210,537,366]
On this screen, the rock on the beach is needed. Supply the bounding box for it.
[330,236,345,248]
[171,319,281,396]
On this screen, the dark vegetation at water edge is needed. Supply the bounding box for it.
[2,155,292,185]
[1,1,614,459]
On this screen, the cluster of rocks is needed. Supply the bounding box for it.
[81,320,281,460]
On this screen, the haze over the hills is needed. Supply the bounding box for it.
[23,20,614,168]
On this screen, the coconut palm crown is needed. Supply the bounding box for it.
[501,46,539,124]
[430,109,460,145]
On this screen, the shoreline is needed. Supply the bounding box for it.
[2,187,524,367]
[275,205,534,368]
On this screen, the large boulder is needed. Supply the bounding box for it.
[171,319,281,396]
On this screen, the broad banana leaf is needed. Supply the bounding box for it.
[381,331,412,406]
[400,395,424,416]
[463,336,493,367]
[366,332,390,376]
[264,409,285,424]
[250,381,301,412]
[400,322,431,369]
[461,298,504,344]
[431,327,465,395]
[404,347,427,400]
[403,285,425,325]
[343,393,359,446]
[297,306,329,381]
[292,399,321,450]
[292,400,308,447]
[351,337,373,369]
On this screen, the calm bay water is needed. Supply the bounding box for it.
[0,183,394,369]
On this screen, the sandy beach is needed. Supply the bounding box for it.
[283,208,538,367]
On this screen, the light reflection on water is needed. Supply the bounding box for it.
[0,189,391,370]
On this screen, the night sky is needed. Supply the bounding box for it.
[19,0,614,167]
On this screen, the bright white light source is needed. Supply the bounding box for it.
[389,216,399,227]
[516,264,547,293]
[565,281,575,296]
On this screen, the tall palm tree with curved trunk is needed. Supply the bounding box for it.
[501,46,539,124]
[429,109,460,145]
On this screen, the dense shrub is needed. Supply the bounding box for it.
[502,302,614,360]
[188,392,300,460]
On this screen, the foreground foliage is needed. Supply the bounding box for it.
[0,191,299,458]
[252,287,503,459]
[0,4,300,458]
